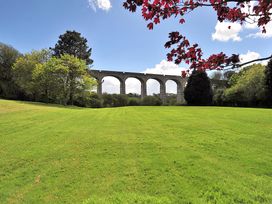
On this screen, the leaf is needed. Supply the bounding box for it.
[147,22,154,30]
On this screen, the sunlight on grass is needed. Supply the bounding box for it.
[0,99,271,203]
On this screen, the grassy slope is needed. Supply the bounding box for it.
[0,99,271,204]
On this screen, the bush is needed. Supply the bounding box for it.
[113,94,128,107]
[127,97,141,106]
[165,93,178,106]
[184,70,213,105]
[102,93,113,107]
[74,92,102,108]
[102,94,128,107]
[88,93,102,108]
[142,96,162,106]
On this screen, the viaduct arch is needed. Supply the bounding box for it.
[89,70,227,104]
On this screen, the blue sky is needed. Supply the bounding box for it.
[1,0,271,75]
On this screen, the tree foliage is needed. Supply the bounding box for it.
[223,64,265,106]
[33,54,96,105]
[0,43,21,98]
[123,0,272,73]
[12,50,96,105]
[51,30,93,65]
[142,95,162,106]
[12,49,51,100]
[102,94,129,107]
[33,57,69,104]
[184,70,213,105]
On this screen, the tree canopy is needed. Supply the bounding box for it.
[50,30,94,65]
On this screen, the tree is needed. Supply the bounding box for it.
[123,0,272,73]
[264,59,272,106]
[12,49,51,100]
[50,31,93,65]
[33,57,69,104]
[224,64,265,106]
[34,54,96,105]
[184,70,213,105]
[60,54,95,104]
[0,43,21,99]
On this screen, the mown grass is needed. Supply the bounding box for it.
[0,99,271,204]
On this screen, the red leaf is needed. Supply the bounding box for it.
[179,18,185,24]
[181,71,187,78]
[147,22,153,30]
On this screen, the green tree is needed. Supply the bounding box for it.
[60,54,95,104]
[33,54,96,105]
[12,49,51,100]
[264,59,272,106]
[33,58,69,104]
[224,64,265,107]
[184,70,213,105]
[0,43,21,99]
[51,31,93,65]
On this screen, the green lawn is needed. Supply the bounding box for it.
[0,99,271,204]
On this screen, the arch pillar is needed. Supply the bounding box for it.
[177,82,185,104]
[120,78,126,95]
[160,80,166,104]
[180,79,187,104]
[141,79,147,99]
[96,77,103,97]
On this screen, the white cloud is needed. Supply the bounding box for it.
[143,60,183,75]
[239,51,261,64]
[212,21,242,42]
[101,60,185,95]
[211,2,272,40]
[247,22,272,38]
[239,51,268,66]
[88,0,112,11]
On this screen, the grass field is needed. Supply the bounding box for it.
[0,99,271,204]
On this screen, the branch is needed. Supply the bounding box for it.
[237,55,272,68]
[222,55,272,71]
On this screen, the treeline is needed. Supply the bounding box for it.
[78,93,180,108]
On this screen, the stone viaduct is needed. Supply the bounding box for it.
[89,69,227,104]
